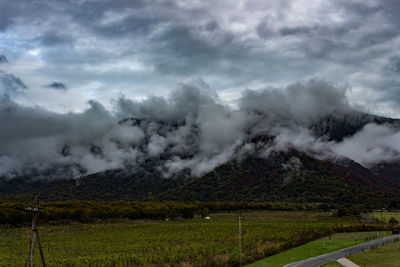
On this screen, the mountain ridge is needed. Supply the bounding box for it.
[1,111,400,207]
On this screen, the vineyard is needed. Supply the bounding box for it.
[0,210,388,266]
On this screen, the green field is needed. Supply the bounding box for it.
[349,240,400,267]
[370,211,400,223]
[0,211,378,266]
[246,231,391,267]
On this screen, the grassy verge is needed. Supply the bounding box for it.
[245,231,391,267]
[0,210,370,266]
[370,211,400,223]
[348,240,400,267]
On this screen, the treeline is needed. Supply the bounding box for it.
[0,201,330,225]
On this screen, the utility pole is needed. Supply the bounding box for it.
[239,211,242,267]
[303,208,306,238]
[25,194,46,267]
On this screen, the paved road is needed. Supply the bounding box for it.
[336,257,360,267]
[283,234,400,267]
[359,212,374,223]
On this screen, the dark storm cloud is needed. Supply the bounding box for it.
[204,20,218,32]
[93,15,163,38]
[256,20,275,39]
[0,0,55,31]
[0,55,9,64]
[0,72,28,99]
[371,79,400,109]
[383,56,400,75]
[279,26,311,36]
[153,25,222,75]
[0,55,27,99]
[36,31,74,47]
[2,0,400,115]
[338,1,382,16]
[69,0,147,23]
[357,30,399,49]
[0,0,20,31]
[46,82,67,90]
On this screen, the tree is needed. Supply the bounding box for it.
[200,207,209,218]
[181,207,194,219]
[389,217,399,225]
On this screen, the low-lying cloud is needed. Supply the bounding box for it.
[331,123,400,166]
[1,79,400,180]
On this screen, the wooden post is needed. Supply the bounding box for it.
[25,194,46,267]
[239,211,242,267]
[35,229,46,267]
[29,213,36,266]
[303,208,306,238]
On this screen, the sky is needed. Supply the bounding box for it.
[1,0,400,117]
[2,0,400,180]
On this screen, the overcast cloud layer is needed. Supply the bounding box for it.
[1,0,400,116]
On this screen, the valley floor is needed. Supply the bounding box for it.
[0,210,377,266]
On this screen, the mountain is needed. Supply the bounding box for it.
[311,111,400,141]
[1,150,400,208]
[158,150,400,204]
[1,111,400,208]
[371,161,400,187]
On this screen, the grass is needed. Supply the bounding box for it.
[245,231,391,267]
[0,210,369,266]
[348,240,400,267]
[370,211,400,223]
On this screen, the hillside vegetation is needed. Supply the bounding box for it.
[2,151,400,208]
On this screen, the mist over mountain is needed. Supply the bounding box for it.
[1,79,400,184]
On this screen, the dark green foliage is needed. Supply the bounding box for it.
[334,204,360,217]
[200,207,210,218]
[158,153,399,207]
[389,217,399,225]
[389,200,400,209]
[1,151,399,208]
[0,201,322,225]
[0,204,30,226]
[180,207,194,219]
